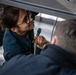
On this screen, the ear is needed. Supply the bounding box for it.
[11,27,18,32]
[51,36,57,45]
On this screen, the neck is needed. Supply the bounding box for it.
[17,31,27,36]
[16,31,29,38]
[11,28,27,36]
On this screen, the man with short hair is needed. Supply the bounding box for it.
[1,19,76,75]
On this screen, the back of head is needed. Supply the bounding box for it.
[55,19,76,55]
[1,6,19,29]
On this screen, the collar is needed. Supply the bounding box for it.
[41,44,76,68]
[6,29,31,49]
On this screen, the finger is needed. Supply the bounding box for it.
[38,36,43,44]
[34,36,38,40]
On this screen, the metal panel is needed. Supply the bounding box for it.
[0,0,76,19]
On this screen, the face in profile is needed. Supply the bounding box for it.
[16,9,34,35]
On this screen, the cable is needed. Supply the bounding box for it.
[50,17,58,42]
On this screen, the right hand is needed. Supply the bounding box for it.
[34,35,50,49]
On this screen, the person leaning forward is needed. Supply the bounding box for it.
[1,6,46,61]
[0,19,76,75]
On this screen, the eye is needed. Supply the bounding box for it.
[24,15,29,23]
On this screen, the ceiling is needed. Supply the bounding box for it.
[0,0,76,19]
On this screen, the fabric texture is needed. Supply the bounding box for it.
[3,29,41,61]
[1,44,76,75]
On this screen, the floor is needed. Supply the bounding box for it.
[0,20,53,66]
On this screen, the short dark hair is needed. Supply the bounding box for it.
[55,19,76,54]
[1,6,19,28]
[0,26,4,46]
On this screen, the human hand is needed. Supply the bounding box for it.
[34,36,50,49]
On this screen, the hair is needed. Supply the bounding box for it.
[0,25,4,46]
[54,19,76,55]
[1,6,19,29]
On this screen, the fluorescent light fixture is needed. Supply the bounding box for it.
[37,13,65,21]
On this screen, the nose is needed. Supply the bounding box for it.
[30,17,33,22]
[30,17,34,23]
[27,17,34,25]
